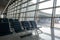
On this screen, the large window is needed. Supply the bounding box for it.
[7,0,60,40]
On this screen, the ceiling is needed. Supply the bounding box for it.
[0,0,9,11]
[0,0,16,11]
[0,0,9,7]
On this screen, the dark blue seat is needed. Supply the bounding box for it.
[21,21,30,30]
[9,19,13,23]
[9,19,14,28]
[13,19,19,22]
[12,19,24,33]
[29,21,37,29]
[2,18,8,23]
[0,23,11,36]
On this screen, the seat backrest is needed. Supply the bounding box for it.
[29,21,37,28]
[2,18,8,23]
[0,23,11,36]
[0,18,8,23]
[9,19,13,22]
[9,19,14,28]
[21,21,30,30]
[12,19,24,33]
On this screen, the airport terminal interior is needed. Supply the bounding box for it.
[0,0,60,40]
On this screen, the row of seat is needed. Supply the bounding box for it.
[9,19,37,33]
[0,18,8,23]
[0,18,37,36]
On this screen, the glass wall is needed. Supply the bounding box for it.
[7,0,60,40]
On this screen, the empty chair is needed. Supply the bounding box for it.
[14,22,20,25]
[9,19,13,23]
[21,21,31,30]
[29,21,37,29]
[9,19,14,28]
[2,18,8,23]
[12,19,24,33]
[0,23,11,36]
[13,19,19,22]
[29,21,43,34]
